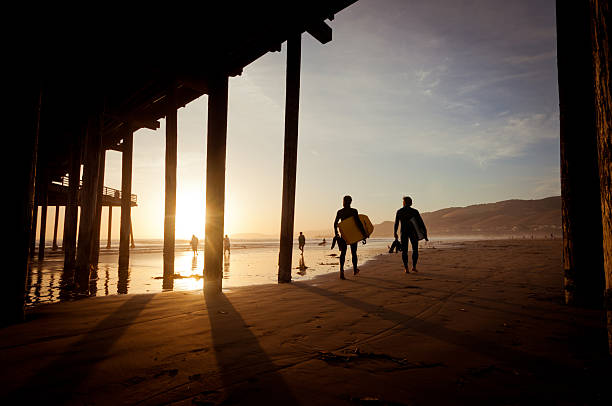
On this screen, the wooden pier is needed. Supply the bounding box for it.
[8,0,612,356]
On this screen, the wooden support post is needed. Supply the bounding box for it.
[52,205,59,250]
[588,0,612,355]
[163,89,178,281]
[556,0,606,308]
[38,187,47,262]
[63,135,81,270]
[75,115,103,291]
[91,149,106,265]
[106,206,112,249]
[119,127,133,269]
[278,34,302,284]
[204,75,229,292]
[30,198,38,258]
[7,85,40,325]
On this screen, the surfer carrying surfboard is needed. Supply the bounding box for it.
[394,196,428,274]
[333,195,368,280]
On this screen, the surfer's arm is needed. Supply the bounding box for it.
[333,212,340,236]
[394,211,400,240]
[353,210,368,243]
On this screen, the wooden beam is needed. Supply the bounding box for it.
[588,0,612,355]
[556,0,605,308]
[52,205,60,250]
[8,85,40,326]
[119,127,133,270]
[75,115,103,291]
[278,34,302,284]
[306,20,332,44]
[106,206,112,249]
[163,89,178,281]
[90,149,106,265]
[204,75,229,292]
[63,134,81,270]
[38,174,48,262]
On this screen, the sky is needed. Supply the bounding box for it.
[45,0,561,240]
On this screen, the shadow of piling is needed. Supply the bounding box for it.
[204,289,298,404]
[6,294,153,403]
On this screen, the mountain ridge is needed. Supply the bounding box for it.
[371,196,561,237]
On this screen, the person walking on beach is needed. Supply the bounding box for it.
[298,232,306,253]
[394,196,428,273]
[223,234,231,255]
[334,195,367,280]
[191,234,199,256]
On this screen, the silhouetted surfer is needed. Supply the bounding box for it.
[394,196,428,273]
[298,232,306,253]
[334,195,367,280]
[191,234,199,256]
[223,234,231,255]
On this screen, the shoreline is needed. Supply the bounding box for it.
[6,239,611,405]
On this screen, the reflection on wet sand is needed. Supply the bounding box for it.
[223,252,230,280]
[118,268,130,294]
[297,254,307,276]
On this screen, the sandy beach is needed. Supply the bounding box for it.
[2,239,611,405]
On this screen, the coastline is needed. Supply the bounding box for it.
[4,239,611,405]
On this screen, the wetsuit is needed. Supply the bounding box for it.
[394,207,427,269]
[334,207,366,275]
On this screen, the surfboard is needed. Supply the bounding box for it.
[338,214,374,244]
[409,217,426,241]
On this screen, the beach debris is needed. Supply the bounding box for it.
[154,368,179,378]
[317,348,444,370]
[153,273,203,280]
[328,253,338,257]
[217,310,228,315]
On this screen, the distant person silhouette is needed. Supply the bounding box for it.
[394,196,428,273]
[298,232,306,253]
[223,234,231,255]
[191,234,199,256]
[334,195,367,280]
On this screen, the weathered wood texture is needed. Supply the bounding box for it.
[52,205,60,250]
[30,196,38,258]
[75,116,103,291]
[106,206,112,249]
[204,76,229,292]
[63,136,81,270]
[119,128,133,270]
[6,87,40,325]
[38,177,48,261]
[163,93,178,280]
[589,0,612,354]
[91,149,106,265]
[556,0,605,308]
[278,35,302,284]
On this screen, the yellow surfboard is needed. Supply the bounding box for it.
[338,214,374,244]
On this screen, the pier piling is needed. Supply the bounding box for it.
[204,75,229,292]
[163,88,178,282]
[278,34,302,284]
[119,126,133,270]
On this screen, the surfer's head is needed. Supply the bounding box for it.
[343,195,352,208]
[403,196,413,207]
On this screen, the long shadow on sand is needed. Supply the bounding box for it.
[204,290,298,404]
[6,294,153,403]
[293,282,611,404]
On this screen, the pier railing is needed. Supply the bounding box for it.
[55,176,137,205]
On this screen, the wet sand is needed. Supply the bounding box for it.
[2,240,611,405]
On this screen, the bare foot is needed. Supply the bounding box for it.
[405,267,410,274]
[354,268,360,276]
[412,267,418,273]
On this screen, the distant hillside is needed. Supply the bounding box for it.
[371,196,561,237]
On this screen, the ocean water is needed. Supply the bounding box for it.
[26,238,408,307]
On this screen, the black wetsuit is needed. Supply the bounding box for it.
[334,207,366,274]
[394,207,427,269]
